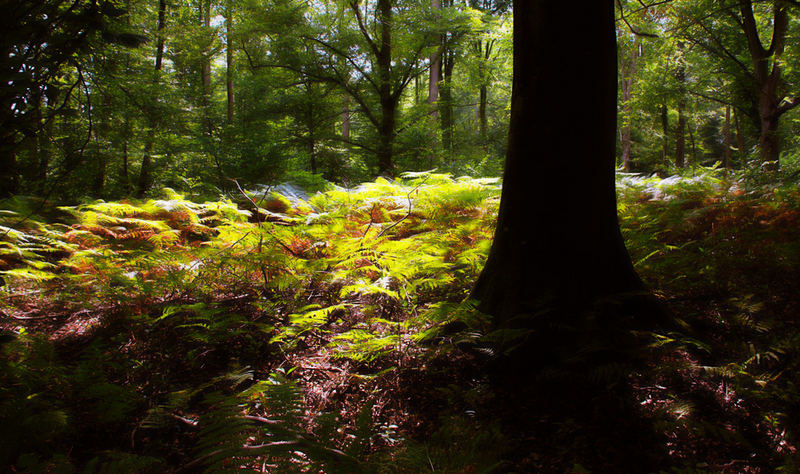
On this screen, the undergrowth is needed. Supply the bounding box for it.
[1,169,799,471]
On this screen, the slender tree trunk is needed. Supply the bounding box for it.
[306,92,317,174]
[479,84,488,145]
[735,109,746,167]
[674,45,686,169]
[38,116,53,192]
[724,105,732,169]
[201,0,211,99]
[440,47,455,153]
[0,151,19,198]
[620,36,638,172]
[428,0,441,117]
[675,98,686,168]
[121,119,130,189]
[225,0,234,123]
[661,104,669,165]
[376,0,394,175]
[342,94,350,143]
[137,0,167,197]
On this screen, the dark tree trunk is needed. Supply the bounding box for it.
[473,4,668,468]
[0,151,19,198]
[472,1,642,326]
[439,46,455,153]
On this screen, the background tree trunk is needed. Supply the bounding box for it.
[225,0,234,123]
[428,0,440,118]
[137,0,167,197]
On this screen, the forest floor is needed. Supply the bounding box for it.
[2,170,800,472]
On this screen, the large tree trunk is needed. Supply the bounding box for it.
[472,1,642,326]
[739,0,799,165]
[473,3,666,468]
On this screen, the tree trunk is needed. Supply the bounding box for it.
[376,0,394,175]
[472,0,642,325]
[674,47,686,169]
[735,109,746,167]
[439,46,455,153]
[479,84,488,146]
[724,105,731,169]
[201,0,211,98]
[675,98,686,168]
[661,104,669,165]
[0,151,19,198]
[342,94,350,143]
[137,0,167,197]
[225,0,234,123]
[619,36,638,172]
[739,0,799,165]
[306,92,317,174]
[428,0,441,117]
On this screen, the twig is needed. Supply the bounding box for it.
[377,177,428,238]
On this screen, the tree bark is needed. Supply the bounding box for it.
[472,0,642,325]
